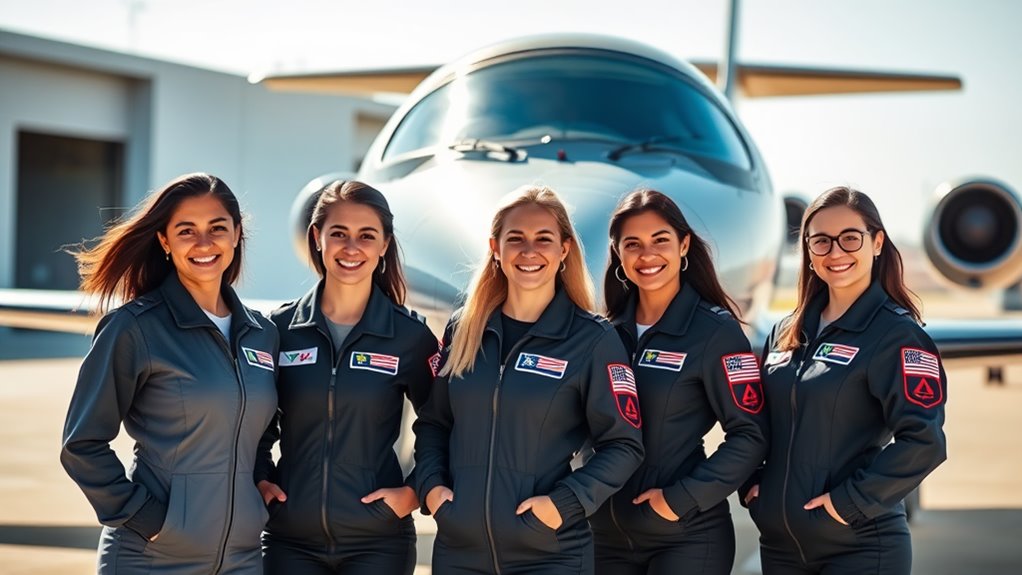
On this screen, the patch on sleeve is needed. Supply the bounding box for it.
[607,363,641,428]
[350,351,399,375]
[427,339,443,378]
[721,353,764,414]
[514,353,568,379]
[242,347,275,371]
[637,349,687,371]
[812,343,860,366]
[902,347,944,408]
[279,347,318,367]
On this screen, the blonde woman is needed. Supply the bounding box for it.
[413,186,645,574]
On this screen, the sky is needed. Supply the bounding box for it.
[1,0,1020,249]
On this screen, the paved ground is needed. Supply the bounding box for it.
[2,294,1021,573]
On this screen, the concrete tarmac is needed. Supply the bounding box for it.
[2,328,1021,574]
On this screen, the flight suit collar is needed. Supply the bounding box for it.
[160,272,262,332]
[288,280,395,339]
[485,287,575,342]
[803,279,890,336]
[613,282,701,342]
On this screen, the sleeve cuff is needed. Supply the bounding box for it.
[661,483,699,521]
[417,473,445,515]
[548,485,586,528]
[738,467,763,509]
[123,496,167,539]
[830,484,867,526]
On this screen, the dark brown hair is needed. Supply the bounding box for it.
[776,186,921,350]
[72,173,244,313]
[306,180,406,305]
[604,189,740,321]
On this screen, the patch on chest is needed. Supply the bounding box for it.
[764,350,792,367]
[514,353,568,379]
[350,351,399,375]
[902,347,944,408]
[812,343,860,366]
[637,349,687,371]
[242,347,275,371]
[721,353,763,414]
[607,363,641,428]
[279,347,318,367]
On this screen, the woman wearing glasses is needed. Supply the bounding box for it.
[744,186,947,575]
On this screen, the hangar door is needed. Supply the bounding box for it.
[16,131,124,290]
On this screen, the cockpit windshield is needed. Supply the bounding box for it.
[382,52,752,170]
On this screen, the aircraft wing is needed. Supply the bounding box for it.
[253,62,961,98]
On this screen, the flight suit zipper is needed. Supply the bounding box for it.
[319,327,339,552]
[211,328,247,575]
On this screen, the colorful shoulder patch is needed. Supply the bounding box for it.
[242,347,275,371]
[637,349,687,372]
[350,351,399,375]
[514,353,568,379]
[279,347,318,367]
[721,353,763,414]
[764,350,792,368]
[901,347,944,408]
[812,343,860,366]
[607,363,641,428]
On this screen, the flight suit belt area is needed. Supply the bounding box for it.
[262,528,416,575]
[759,512,911,573]
[591,498,731,548]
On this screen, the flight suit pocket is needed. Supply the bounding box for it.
[494,471,560,557]
[148,473,225,559]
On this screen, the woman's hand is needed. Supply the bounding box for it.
[744,484,760,506]
[257,480,287,506]
[804,492,849,525]
[426,485,454,516]
[362,486,418,518]
[634,488,680,521]
[516,495,563,530]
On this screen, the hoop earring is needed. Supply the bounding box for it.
[809,262,815,272]
[379,258,386,275]
[614,265,629,290]
[560,260,566,273]
[493,258,500,271]
[681,256,689,272]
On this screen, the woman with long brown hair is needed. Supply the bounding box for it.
[60,173,279,574]
[591,189,767,574]
[413,185,644,574]
[745,186,947,574]
[254,180,438,575]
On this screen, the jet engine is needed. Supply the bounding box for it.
[288,172,355,268]
[923,179,1022,289]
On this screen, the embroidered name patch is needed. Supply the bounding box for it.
[721,353,763,414]
[279,347,318,367]
[608,363,641,428]
[812,343,860,366]
[242,347,275,371]
[350,351,399,375]
[765,350,792,367]
[638,349,687,372]
[902,347,944,408]
[514,353,568,379]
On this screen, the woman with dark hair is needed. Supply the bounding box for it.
[591,189,767,575]
[413,185,644,574]
[255,180,438,575]
[746,186,947,574]
[60,173,279,574]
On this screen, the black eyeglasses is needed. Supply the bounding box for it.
[805,229,870,256]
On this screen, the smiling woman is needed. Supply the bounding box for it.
[60,173,278,575]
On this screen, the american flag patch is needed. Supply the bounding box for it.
[607,363,641,428]
[637,349,687,372]
[812,343,860,366]
[902,347,944,408]
[242,347,275,371]
[350,351,400,375]
[721,353,763,414]
[514,353,568,379]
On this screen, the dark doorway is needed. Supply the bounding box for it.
[15,131,124,290]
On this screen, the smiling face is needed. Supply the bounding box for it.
[157,193,240,291]
[313,200,390,289]
[616,210,691,297]
[806,205,885,297]
[491,203,570,296]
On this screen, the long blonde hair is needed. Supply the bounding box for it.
[440,186,594,378]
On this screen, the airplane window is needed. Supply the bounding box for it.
[382,53,752,171]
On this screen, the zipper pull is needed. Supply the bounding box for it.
[331,367,337,376]
[499,365,505,378]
